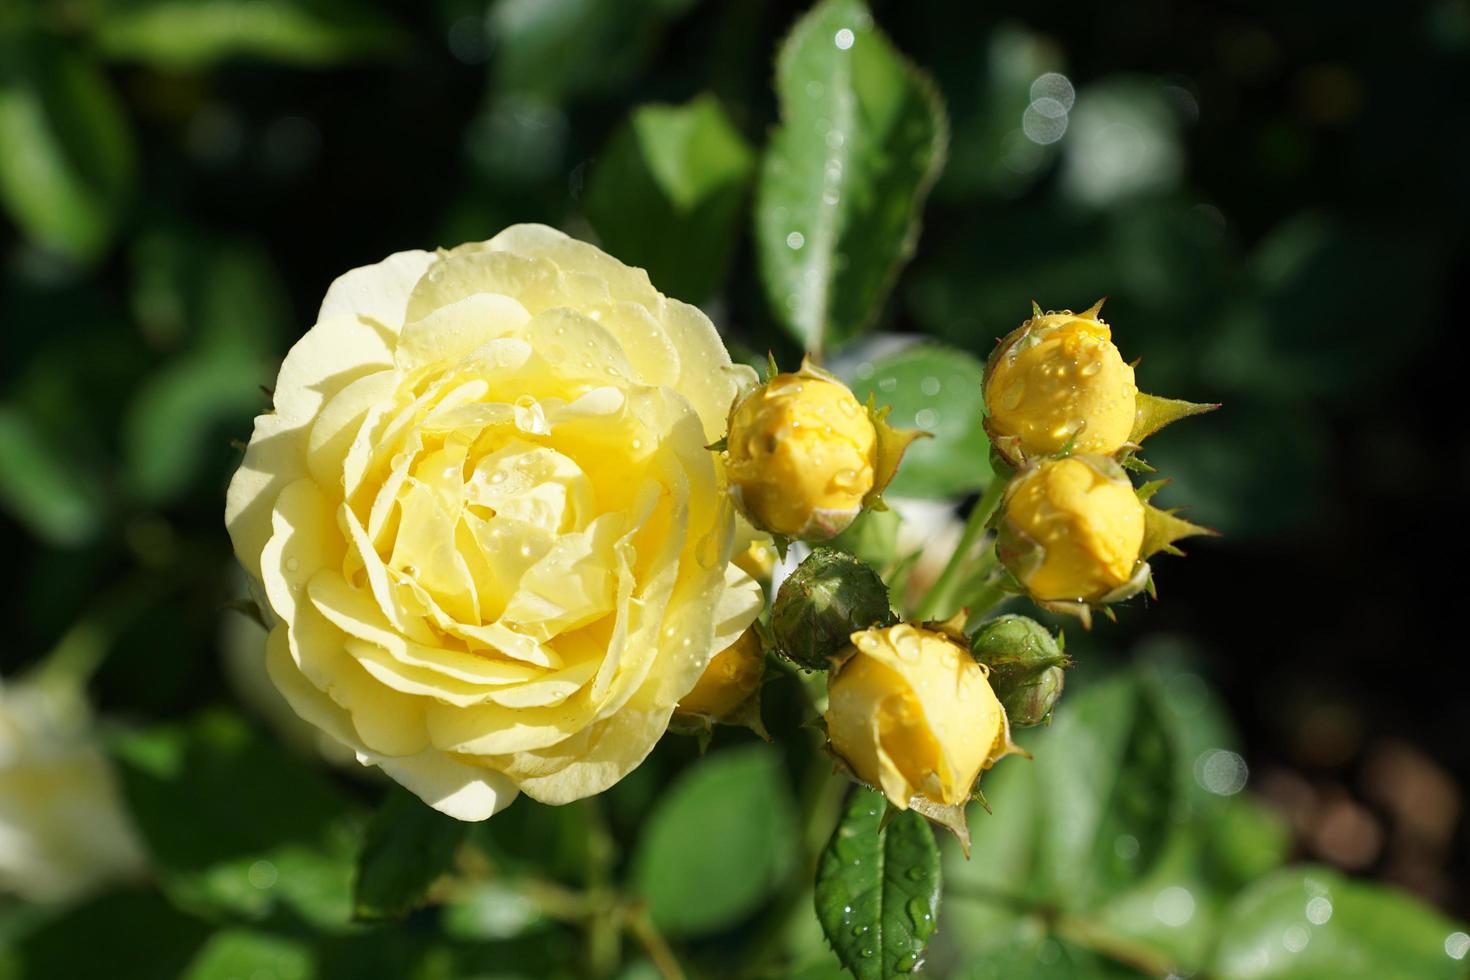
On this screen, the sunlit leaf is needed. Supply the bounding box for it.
[755,0,948,353]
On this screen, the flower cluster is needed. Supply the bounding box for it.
[226,227,1215,837]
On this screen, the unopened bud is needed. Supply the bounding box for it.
[725,366,876,538]
[676,627,765,722]
[969,615,1069,727]
[997,454,1145,604]
[983,301,1137,465]
[771,548,893,670]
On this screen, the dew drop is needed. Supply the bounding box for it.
[284,556,300,573]
[834,27,855,49]
[786,231,806,250]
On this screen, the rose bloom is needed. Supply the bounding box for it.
[1,676,146,902]
[226,225,763,820]
[826,623,1012,810]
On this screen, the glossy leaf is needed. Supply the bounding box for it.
[585,94,755,302]
[630,743,797,937]
[843,345,991,498]
[0,34,136,262]
[91,0,402,69]
[815,789,941,979]
[109,711,362,930]
[1212,867,1470,980]
[353,787,468,922]
[755,0,948,353]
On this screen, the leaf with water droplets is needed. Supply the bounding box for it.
[755,0,948,354]
[1212,866,1469,980]
[815,789,941,980]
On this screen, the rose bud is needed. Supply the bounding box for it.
[771,548,894,670]
[825,623,1016,810]
[676,627,765,722]
[983,300,1138,466]
[969,615,1070,727]
[723,360,922,540]
[996,455,1146,607]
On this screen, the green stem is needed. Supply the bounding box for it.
[581,798,621,978]
[914,477,1007,621]
[948,886,1185,978]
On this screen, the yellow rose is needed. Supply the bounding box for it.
[996,455,1145,603]
[676,627,764,721]
[225,225,764,820]
[983,302,1138,464]
[826,623,1011,810]
[1,676,146,901]
[725,367,876,538]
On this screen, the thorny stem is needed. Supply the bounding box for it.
[913,476,1007,621]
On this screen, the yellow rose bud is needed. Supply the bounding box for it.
[225,225,765,821]
[725,366,876,538]
[676,627,764,721]
[826,623,1011,810]
[983,302,1138,464]
[997,455,1145,604]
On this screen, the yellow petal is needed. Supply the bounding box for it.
[316,249,434,332]
[395,293,533,373]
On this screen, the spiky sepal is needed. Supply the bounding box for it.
[1129,392,1219,445]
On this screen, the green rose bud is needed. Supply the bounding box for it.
[771,548,894,670]
[969,615,1071,727]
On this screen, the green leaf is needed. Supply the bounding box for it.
[0,404,103,546]
[90,0,403,69]
[585,94,754,302]
[755,0,947,353]
[630,743,797,937]
[0,33,136,262]
[843,345,991,498]
[1211,866,1470,980]
[352,787,468,922]
[182,930,314,980]
[814,789,941,979]
[1030,674,1177,909]
[109,710,362,929]
[959,928,1149,979]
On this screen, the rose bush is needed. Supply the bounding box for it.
[226,225,763,820]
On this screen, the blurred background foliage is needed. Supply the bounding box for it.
[2,0,1468,977]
